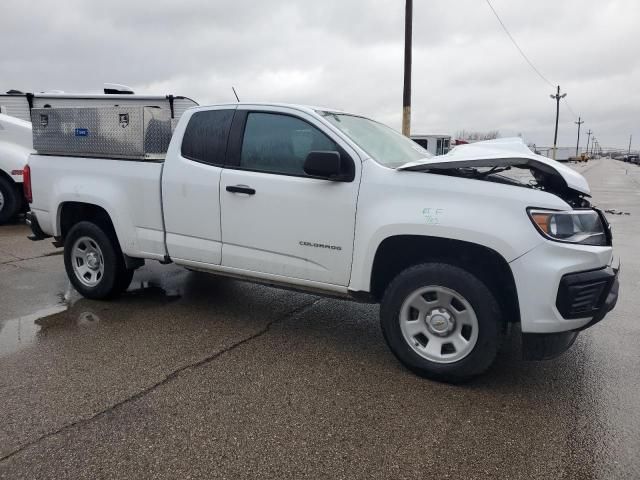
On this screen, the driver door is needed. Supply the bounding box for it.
[219,107,360,286]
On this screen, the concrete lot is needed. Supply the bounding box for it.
[0,158,638,479]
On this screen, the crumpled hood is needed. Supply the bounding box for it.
[398,137,590,196]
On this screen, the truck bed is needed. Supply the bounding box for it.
[29,154,167,260]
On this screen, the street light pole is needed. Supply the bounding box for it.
[574,116,584,157]
[550,85,567,160]
[402,0,413,137]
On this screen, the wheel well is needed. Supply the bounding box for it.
[0,169,22,194]
[0,169,16,184]
[370,235,521,323]
[58,202,117,241]
[0,170,25,212]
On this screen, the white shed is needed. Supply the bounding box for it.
[410,134,451,155]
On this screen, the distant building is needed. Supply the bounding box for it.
[411,134,451,155]
[533,147,575,162]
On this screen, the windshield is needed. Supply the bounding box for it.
[318,111,433,168]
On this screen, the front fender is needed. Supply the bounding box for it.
[348,161,565,292]
[348,222,541,293]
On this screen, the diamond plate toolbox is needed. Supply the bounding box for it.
[31,106,172,160]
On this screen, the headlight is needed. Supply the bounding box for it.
[528,209,609,246]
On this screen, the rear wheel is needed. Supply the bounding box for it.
[380,263,502,383]
[64,221,133,299]
[0,176,20,224]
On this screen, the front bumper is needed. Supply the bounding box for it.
[510,239,615,333]
[522,261,619,360]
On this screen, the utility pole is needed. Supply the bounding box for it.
[402,0,413,137]
[591,137,596,156]
[629,134,633,155]
[549,85,567,160]
[574,117,584,157]
[585,129,592,157]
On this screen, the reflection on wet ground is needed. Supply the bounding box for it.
[0,305,67,357]
[0,266,186,357]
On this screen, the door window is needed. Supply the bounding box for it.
[240,113,337,176]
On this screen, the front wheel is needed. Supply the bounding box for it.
[380,263,502,383]
[64,221,133,299]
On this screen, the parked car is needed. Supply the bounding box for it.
[24,104,619,382]
[0,114,31,223]
[628,154,639,164]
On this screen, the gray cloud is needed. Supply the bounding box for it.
[1,0,637,149]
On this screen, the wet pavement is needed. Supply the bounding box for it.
[0,158,638,479]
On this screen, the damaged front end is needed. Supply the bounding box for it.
[398,138,592,207]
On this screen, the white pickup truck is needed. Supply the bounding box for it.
[25,103,619,381]
[0,114,32,223]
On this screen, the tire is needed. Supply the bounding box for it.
[116,267,135,294]
[63,221,132,299]
[0,176,20,224]
[380,263,502,383]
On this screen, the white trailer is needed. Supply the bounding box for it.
[534,146,575,162]
[411,134,451,155]
[0,87,198,224]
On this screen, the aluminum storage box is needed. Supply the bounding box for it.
[31,106,172,160]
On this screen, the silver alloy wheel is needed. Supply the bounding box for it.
[0,188,5,212]
[71,236,105,287]
[399,285,479,364]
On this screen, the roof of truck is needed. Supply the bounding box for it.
[190,102,348,115]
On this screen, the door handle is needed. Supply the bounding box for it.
[226,185,256,195]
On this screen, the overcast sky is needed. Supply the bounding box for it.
[1,0,638,149]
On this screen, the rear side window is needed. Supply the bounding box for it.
[181,109,234,165]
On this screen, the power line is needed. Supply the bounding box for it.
[562,97,578,118]
[484,0,555,88]
[483,0,600,145]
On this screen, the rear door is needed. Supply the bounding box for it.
[219,106,361,286]
[162,106,235,264]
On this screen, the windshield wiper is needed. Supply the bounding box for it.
[475,166,511,178]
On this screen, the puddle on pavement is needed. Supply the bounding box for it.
[0,268,229,357]
[0,304,69,357]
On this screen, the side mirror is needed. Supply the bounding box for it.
[303,151,342,179]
